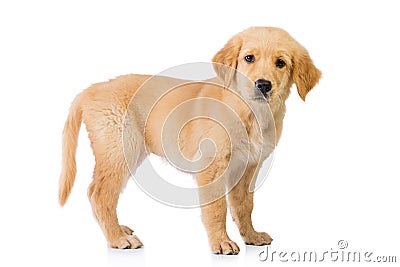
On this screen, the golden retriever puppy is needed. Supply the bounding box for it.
[59,27,321,255]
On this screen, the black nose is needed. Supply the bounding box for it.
[255,79,272,95]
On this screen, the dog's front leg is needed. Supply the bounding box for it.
[197,165,240,255]
[228,164,273,245]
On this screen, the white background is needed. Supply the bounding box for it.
[0,0,399,266]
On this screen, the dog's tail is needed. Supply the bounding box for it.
[59,93,83,206]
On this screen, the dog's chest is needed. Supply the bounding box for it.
[232,104,276,165]
[250,115,275,162]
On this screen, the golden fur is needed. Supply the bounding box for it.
[59,27,321,254]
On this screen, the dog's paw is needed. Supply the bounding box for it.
[109,235,143,249]
[211,239,240,255]
[243,231,272,246]
[120,225,134,235]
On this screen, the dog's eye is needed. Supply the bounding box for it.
[275,58,286,68]
[244,55,255,63]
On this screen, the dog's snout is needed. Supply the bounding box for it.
[255,79,272,95]
[255,79,272,92]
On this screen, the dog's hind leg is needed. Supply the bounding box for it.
[88,153,143,249]
[86,118,145,249]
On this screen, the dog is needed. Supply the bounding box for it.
[59,27,321,255]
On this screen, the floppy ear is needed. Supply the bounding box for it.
[292,46,321,101]
[212,35,242,87]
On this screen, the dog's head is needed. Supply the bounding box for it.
[212,27,321,102]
